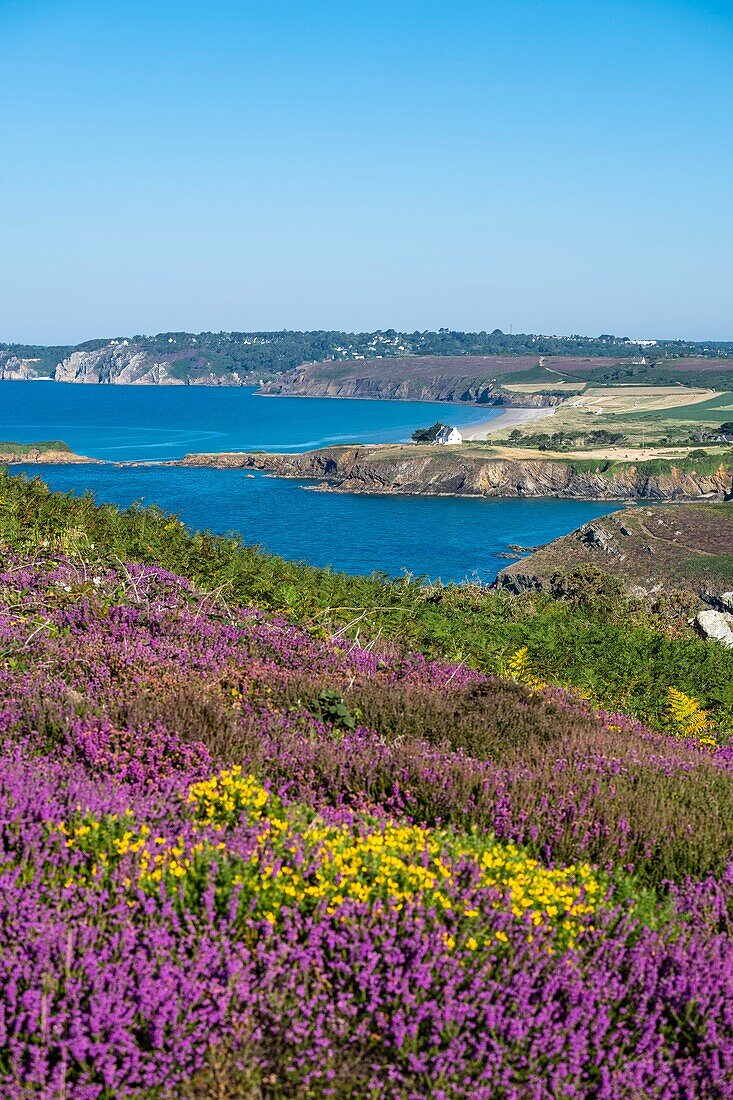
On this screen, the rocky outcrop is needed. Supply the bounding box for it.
[176,447,733,502]
[0,356,48,381]
[257,355,565,406]
[494,504,733,604]
[695,610,733,648]
[55,346,184,385]
[192,449,729,503]
[0,446,96,464]
[54,343,248,386]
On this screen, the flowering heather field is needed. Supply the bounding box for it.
[3,552,733,1097]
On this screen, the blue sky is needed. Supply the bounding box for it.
[1,0,731,343]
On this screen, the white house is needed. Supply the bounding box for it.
[434,426,463,445]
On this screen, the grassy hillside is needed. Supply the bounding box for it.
[263,353,733,394]
[498,503,733,594]
[2,469,732,733]
[628,390,733,423]
[561,453,733,476]
[529,356,733,390]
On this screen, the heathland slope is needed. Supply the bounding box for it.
[258,355,568,404]
[3,468,733,729]
[178,444,733,501]
[496,502,733,599]
[2,471,733,1096]
[258,352,733,399]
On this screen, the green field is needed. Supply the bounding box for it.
[626,392,733,424]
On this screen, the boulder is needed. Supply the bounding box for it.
[695,609,733,648]
[581,525,615,553]
[721,592,733,613]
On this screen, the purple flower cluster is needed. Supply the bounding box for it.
[2,553,733,1097]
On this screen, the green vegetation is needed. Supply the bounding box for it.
[0,440,71,455]
[73,330,733,365]
[505,427,626,450]
[678,553,733,585]
[411,421,446,442]
[628,392,733,424]
[2,469,733,735]
[556,453,732,476]
[4,331,733,386]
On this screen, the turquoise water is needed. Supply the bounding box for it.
[0,382,499,461]
[21,465,618,584]
[2,382,619,583]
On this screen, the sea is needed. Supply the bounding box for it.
[1,382,618,584]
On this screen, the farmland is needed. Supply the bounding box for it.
[629,390,733,424]
[487,385,733,457]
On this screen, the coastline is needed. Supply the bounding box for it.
[462,406,557,440]
[254,388,541,438]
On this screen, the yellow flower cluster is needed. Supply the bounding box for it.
[187,765,273,828]
[55,810,151,884]
[138,837,223,885]
[245,821,454,917]
[217,775,603,947]
[54,770,603,950]
[54,810,225,890]
[476,845,599,940]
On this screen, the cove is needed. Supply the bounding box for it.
[20,463,619,584]
[2,381,619,583]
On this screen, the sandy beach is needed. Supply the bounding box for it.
[462,405,557,440]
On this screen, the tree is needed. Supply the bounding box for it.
[411,422,445,443]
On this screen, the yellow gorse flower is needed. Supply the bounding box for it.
[54,769,604,951]
[190,771,603,948]
[187,765,271,828]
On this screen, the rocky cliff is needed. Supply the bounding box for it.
[54,343,248,386]
[55,347,181,385]
[259,376,553,407]
[176,446,733,501]
[0,356,47,381]
[258,356,561,406]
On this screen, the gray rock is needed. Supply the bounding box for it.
[721,592,733,613]
[581,525,614,553]
[695,609,733,648]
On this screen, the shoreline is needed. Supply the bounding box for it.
[462,406,557,440]
[254,388,550,435]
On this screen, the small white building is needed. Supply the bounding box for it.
[434,426,463,445]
